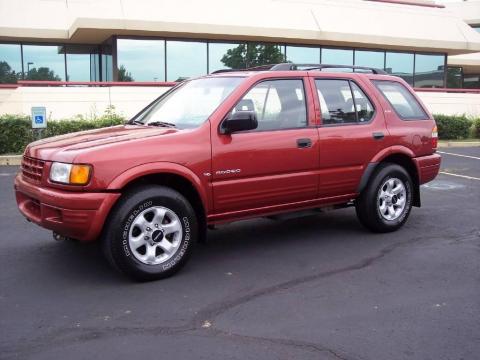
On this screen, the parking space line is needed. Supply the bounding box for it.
[440,171,480,181]
[438,151,480,160]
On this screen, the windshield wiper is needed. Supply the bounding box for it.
[131,119,144,125]
[146,121,177,128]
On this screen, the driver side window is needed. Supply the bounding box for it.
[231,79,307,131]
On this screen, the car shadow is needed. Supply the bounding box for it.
[39,209,371,284]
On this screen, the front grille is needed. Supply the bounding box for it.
[21,156,45,183]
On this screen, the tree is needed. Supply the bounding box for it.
[221,44,286,69]
[118,64,134,82]
[0,61,19,83]
[25,67,61,81]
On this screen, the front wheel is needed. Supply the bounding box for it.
[102,185,197,281]
[355,163,413,233]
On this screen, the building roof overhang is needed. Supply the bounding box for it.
[1,0,480,55]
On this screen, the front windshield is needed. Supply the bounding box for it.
[134,77,244,129]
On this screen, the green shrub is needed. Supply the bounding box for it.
[433,114,472,140]
[473,117,480,139]
[0,107,125,155]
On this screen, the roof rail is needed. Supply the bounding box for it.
[270,63,387,74]
[211,63,387,75]
[211,64,277,74]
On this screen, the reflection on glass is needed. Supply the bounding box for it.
[463,74,480,89]
[66,45,99,81]
[167,41,207,81]
[354,50,384,70]
[321,48,353,67]
[385,52,414,85]
[446,67,462,88]
[414,54,445,88]
[209,42,244,72]
[117,39,165,82]
[136,77,243,129]
[0,43,22,83]
[23,45,65,81]
[286,46,320,64]
[101,40,113,82]
[246,43,285,67]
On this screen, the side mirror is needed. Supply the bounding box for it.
[221,111,258,134]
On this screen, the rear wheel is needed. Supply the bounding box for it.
[355,163,413,233]
[102,185,197,281]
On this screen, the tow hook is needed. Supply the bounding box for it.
[53,232,71,241]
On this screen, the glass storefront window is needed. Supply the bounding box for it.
[446,67,463,89]
[463,74,480,89]
[117,39,165,82]
[321,48,353,67]
[244,43,285,68]
[208,42,245,72]
[166,40,207,81]
[414,54,445,88]
[0,43,22,83]
[65,45,99,81]
[286,45,320,64]
[385,52,414,85]
[23,44,65,81]
[354,50,384,70]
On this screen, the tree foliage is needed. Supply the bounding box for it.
[26,67,61,81]
[221,44,286,69]
[0,61,19,83]
[118,64,134,82]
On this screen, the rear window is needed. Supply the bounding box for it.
[373,80,428,120]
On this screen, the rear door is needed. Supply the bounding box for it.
[311,75,387,198]
[210,78,319,214]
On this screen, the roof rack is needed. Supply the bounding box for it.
[271,63,387,74]
[211,63,387,75]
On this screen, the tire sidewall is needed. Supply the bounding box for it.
[106,187,197,280]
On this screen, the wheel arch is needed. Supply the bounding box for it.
[359,149,421,207]
[107,163,208,238]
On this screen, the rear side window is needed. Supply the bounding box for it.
[315,79,375,125]
[373,80,428,120]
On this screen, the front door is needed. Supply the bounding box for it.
[211,78,319,215]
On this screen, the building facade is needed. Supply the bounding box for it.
[1,0,480,118]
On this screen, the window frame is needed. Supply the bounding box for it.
[219,77,311,134]
[313,77,376,127]
[372,79,429,121]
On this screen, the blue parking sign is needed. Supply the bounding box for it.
[31,107,47,129]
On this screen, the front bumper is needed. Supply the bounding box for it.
[413,153,442,185]
[14,173,120,242]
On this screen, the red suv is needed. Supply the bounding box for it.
[15,64,441,281]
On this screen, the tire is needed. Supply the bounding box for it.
[355,163,413,233]
[102,185,197,281]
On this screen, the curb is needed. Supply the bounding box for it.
[438,141,480,148]
[0,155,22,166]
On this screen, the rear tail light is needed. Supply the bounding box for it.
[432,125,438,150]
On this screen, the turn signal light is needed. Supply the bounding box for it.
[70,165,92,185]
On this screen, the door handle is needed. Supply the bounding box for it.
[372,132,384,140]
[297,138,312,148]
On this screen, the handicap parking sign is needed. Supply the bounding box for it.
[31,107,47,129]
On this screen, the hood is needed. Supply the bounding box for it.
[25,125,179,162]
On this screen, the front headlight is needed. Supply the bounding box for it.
[50,162,92,185]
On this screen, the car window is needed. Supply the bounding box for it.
[373,80,428,120]
[350,82,375,123]
[232,79,307,131]
[315,80,356,125]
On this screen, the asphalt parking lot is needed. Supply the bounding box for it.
[1,148,479,360]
